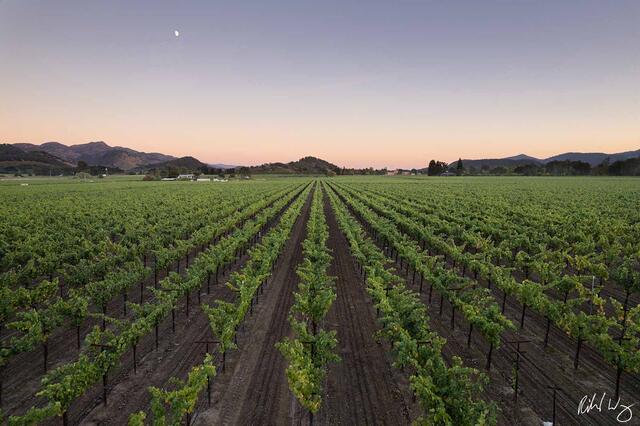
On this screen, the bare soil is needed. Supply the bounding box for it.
[318,194,418,425]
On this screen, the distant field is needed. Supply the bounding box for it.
[1,176,639,425]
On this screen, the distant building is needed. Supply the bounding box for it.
[196,178,210,182]
[386,170,398,176]
[440,171,456,177]
[177,174,195,180]
[161,177,176,181]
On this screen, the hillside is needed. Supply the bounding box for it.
[543,149,640,166]
[14,141,175,170]
[140,156,207,172]
[250,156,340,174]
[451,148,640,169]
[0,144,75,174]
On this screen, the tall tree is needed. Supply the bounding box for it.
[428,160,447,176]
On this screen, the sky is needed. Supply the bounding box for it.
[1,0,639,168]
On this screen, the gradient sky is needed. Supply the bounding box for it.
[1,0,639,168]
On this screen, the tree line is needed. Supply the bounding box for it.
[426,157,640,176]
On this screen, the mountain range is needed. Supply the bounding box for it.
[2,141,639,174]
[13,141,175,170]
[452,149,640,169]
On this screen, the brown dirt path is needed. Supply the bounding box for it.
[318,192,418,425]
[194,189,313,426]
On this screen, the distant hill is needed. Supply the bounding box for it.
[140,156,207,172]
[0,144,75,174]
[250,156,340,174]
[504,154,541,162]
[451,149,640,169]
[13,141,175,170]
[1,144,69,165]
[543,150,640,166]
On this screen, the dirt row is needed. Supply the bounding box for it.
[193,186,313,425]
[318,194,417,425]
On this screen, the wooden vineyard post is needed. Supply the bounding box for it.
[451,304,456,330]
[485,342,494,371]
[467,323,473,347]
[91,343,113,406]
[194,339,218,405]
[102,374,107,407]
[615,334,630,400]
[547,386,561,425]
[574,337,582,370]
[0,358,4,407]
[155,320,159,350]
[43,340,48,373]
[543,316,551,348]
[449,287,466,330]
[506,340,529,402]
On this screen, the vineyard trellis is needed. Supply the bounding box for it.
[1,175,639,426]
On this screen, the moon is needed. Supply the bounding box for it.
[174,30,180,37]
